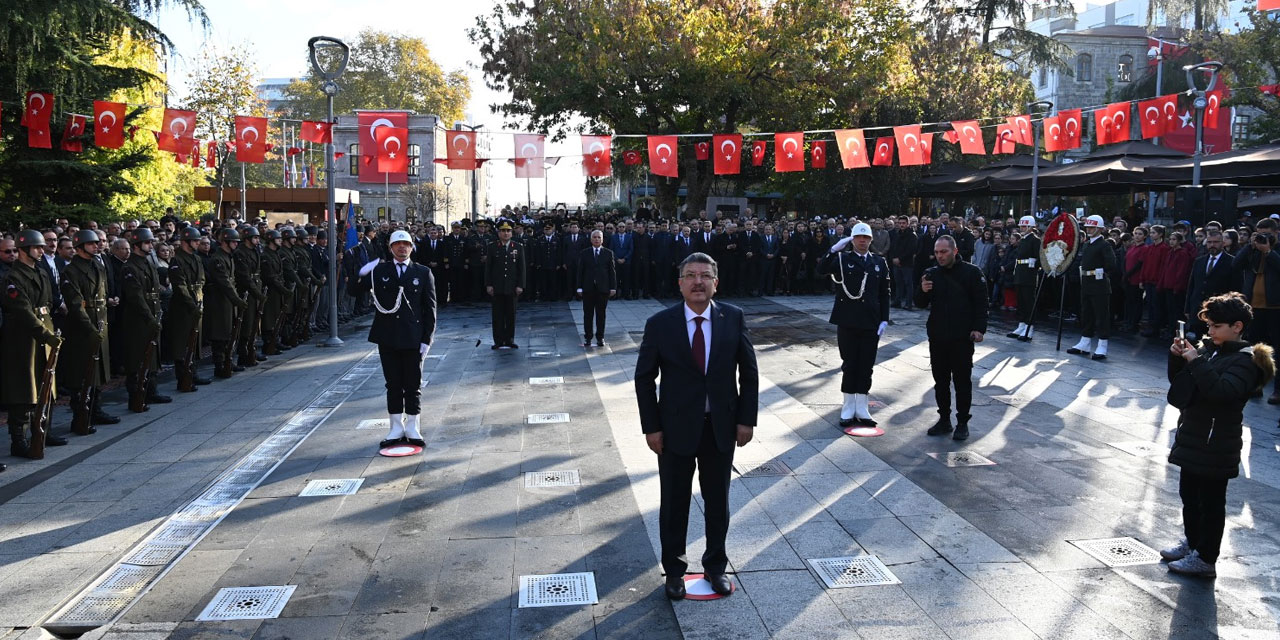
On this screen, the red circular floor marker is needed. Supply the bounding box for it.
[843,425,885,437]
[682,574,734,600]
[379,444,423,457]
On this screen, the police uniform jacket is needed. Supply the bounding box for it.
[167,249,205,354]
[1078,235,1117,296]
[205,248,245,341]
[485,240,527,294]
[60,255,110,388]
[817,250,891,329]
[914,259,989,342]
[532,234,562,269]
[443,234,468,272]
[121,254,162,371]
[1,261,57,404]
[1014,232,1041,286]
[353,260,437,350]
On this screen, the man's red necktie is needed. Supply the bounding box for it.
[692,316,706,374]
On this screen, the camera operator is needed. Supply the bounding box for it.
[1232,219,1280,403]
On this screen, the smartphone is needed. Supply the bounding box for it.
[1177,320,1186,341]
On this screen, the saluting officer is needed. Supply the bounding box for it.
[353,230,437,448]
[207,228,249,377]
[1009,216,1041,341]
[168,226,209,392]
[234,226,266,367]
[1067,215,1118,361]
[260,230,294,355]
[485,221,526,349]
[817,222,891,428]
[60,229,119,434]
[121,228,171,412]
[3,230,68,458]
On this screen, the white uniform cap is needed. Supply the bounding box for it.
[1084,215,1105,229]
[389,230,414,246]
[1018,215,1036,227]
[851,222,872,237]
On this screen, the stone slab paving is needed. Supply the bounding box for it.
[1,294,1278,639]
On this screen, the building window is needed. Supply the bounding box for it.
[1233,114,1252,143]
[1117,54,1133,83]
[1038,67,1047,87]
[1076,54,1092,82]
[406,207,416,221]
[377,207,387,221]
[348,144,360,176]
[408,144,421,177]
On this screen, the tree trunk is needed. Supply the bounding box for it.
[656,177,679,216]
[684,155,715,221]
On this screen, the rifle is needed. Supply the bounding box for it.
[226,300,244,371]
[29,331,62,460]
[130,320,161,413]
[71,322,103,434]
[180,301,202,389]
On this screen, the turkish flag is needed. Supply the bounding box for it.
[1060,109,1083,150]
[810,140,827,168]
[447,130,477,170]
[60,114,87,152]
[158,108,196,153]
[994,124,1017,153]
[1106,102,1131,143]
[376,126,409,173]
[300,120,332,144]
[694,140,710,161]
[647,135,679,177]
[893,125,925,166]
[22,91,52,128]
[871,137,895,166]
[1204,89,1225,129]
[93,100,125,149]
[622,150,642,165]
[1139,95,1177,138]
[581,135,612,177]
[834,129,869,168]
[514,133,546,178]
[286,147,303,157]
[207,141,217,168]
[1262,0,1280,10]
[950,121,986,155]
[713,134,742,175]
[191,140,203,167]
[1162,103,1233,155]
[359,112,409,183]
[1006,115,1033,146]
[774,132,805,172]
[235,115,268,163]
[919,133,934,164]
[1094,108,1113,145]
[1043,115,1065,152]
[750,140,766,166]
[1262,84,1280,97]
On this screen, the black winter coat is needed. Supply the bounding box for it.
[914,259,988,342]
[1167,340,1275,478]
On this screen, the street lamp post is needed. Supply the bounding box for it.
[1027,100,1053,219]
[443,175,453,222]
[1183,61,1223,187]
[308,35,350,347]
[1146,43,1165,222]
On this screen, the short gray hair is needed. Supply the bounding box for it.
[679,252,718,277]
[935,235,957,250]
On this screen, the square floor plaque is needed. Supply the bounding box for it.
[527,413,570,424]
[525,470,580,488]
[356,418,389,430]
[518,573,598,608]
[1069,537,1161,567]
[734,459,792,477]
[529,376,564,385]
[298,478,364,497]
[809,556,901,588]
[196,586,297,621]
[1107,441,1166,457]
[927,451,996,467]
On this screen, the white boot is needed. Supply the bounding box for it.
[404,413,423,441]
[1067,336,1091,354]
[1009,322,1027,338]
[384,414,405,442]
[840,393,856,422]
[854,393,877,426]
[1092,339,1109,361]
[1023,326,1034,340]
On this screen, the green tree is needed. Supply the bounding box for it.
[1195,9,1280,144]
[1147,0,1230,32]
[926,0,1075,73]
[282,29,470,125]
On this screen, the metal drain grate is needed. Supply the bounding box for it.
[195,484,252,506]
[927,451,996,467]
[528,376,564,385]
[1107,441,1166,457]
[530,351,560,358]
[299,478,364,497]
[734,459,792,477]
[235,456,277,473]
[173,504,229,523]
[809,556,901,588]
[356,418,389,430]
[121,543,188,566]
[518,573,598,608]
[1069,537,1162,567]
[527,413,570,424]
[96,564,163,593]
[196,586,297,621]
[152,522,207,544]
[47,594,134,627]
[525,470,580,488]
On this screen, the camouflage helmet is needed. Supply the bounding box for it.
[73,229,102,247]
[180,227,203,242]
[129,228,155,244]
[16,229,45,248]
[219,227,240,242]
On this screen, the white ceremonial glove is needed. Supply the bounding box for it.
[877,321,888,336]
[830,237,853,253]
[419,343,430,356]
[359,259,379,277]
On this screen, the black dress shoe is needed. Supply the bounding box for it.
[1091,353,1107,361]
[379,438,404,448]
[706,573,733,595]
[583,341,591,347]
[194,376,212,385]
[1066,347,1085,355]
[75,425,97,435]
[492,344,501,350]
[1017,335,1033,342]
[406,438,426,447]
[508,343,519,349]
[664,576,686,600]
[927,419,953,436]
[92,413,120,425]
[231,364,245,373]
[147,394,173,404]
[46,434,69,446]
[596,338,605,347]
[838,417,855,427]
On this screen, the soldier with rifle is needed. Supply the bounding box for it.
[233,225,266,367]
[207,227,250,378]
[291,227,319,343]
[2,229,67,461]
[260,229,294,355]
[168,226,211,392]
[60,229,120,434]
[122,228,172,412]
[278,227,302,348]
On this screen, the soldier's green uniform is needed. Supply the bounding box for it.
[2,230,67,458]
[484,221,527,348]
[121,228,171,412]
[278,228,301,347]
[168,227,208,392]
[59,230,117,434]
[290,229,315,342]
[261,230,294,354]
[233,226,266,366]
[206,228,248,377]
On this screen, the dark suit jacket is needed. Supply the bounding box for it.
[1186,251,1237,315]
[352,261,437,349]
[634,301,758,456]
[577,247,617,294]
[672,235,694,264]
[692,231,714,255]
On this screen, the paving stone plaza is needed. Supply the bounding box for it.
[2,295,1279,640]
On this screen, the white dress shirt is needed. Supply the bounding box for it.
[685,303,712,411]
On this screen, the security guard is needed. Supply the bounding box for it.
[1067,215,1117,360]
[60,229,119,434]
[168,226,209,392]
[817,222,891,428]
[2,229,68,459]
[233,225,266,367]
[260,229,294,355]
[121,228,171,412]
[1009,216,1041,341]
[485,221,526,349]
[207,228,249,377]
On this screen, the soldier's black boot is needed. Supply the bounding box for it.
[10,422,31,458]
[146,377,172,404]
[175,362,198,392]
[263,332,282,356]
[193,362,212,385]
[127,373,149,413]
[213,342,233,378]
[90,390,120,425]
[71,405,96,435]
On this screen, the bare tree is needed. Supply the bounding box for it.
[398,182,442,222]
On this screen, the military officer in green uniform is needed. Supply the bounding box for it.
[121,228,172,412]
[168,226,210,392]
[260,229,294,355]
[59,229,119,434]
[1008,215,1041,342]
[234,225,266,367]
[1066,215,1118,361]
[278,227,301,348]
[290,227,317,342]
[485,220,526,349]
[2,230,68,459]
[207,227,249,377]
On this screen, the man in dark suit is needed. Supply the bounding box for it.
[610,224,634,299]
[351,230,437,448]
[759,224,781,296]
[634,252,758,600]
[692,220,714,255]
[1185,230,1236,339]
[631,222,651,299]
[651,223,674,299]
[561,221,590,301]
[576,230,616,347]
[671,225,694,298]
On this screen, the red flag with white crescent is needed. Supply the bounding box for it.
[647,135,679,177]
[359,112,409,183]
[376,126,409,173]
[93,100,125,149]
[994,124,1017,154]
[694,140,710,161]
[871,137,895,166]
[447,130,477,170]
[750,140,766,167]
[1042,115,1064,152]
[1262,0,1280,10]
[834,129,868,168]
[514,133,546,178]
[919,133,933,164]
[60,114,87,153]
[1094,108,1113,146]
[1106,102,1131,143]
[1139,96,1176,139]
[300,120,332,144]
[235,115,268,163]
[22,91,53,128]
[810,140,827,168]
[1059,109,1083,150]
[622,149,642,166]
[950,121,986,155]
[1006,115,1033,146]
[192,140,203,167]
[1203,89,1225,129]
[159,108,196,153]
[893,125,924,166]
[774,132,805,172]
[581,135,612,177]
[713,134,742,175]
[207,140,217,168]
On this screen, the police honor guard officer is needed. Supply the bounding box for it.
[121,228,171,412]
[485,221,526,349]
[3,230,68,459]
[59,230,119,434]
[1067,215,1117,360]
[354,230,437,448]
[817,223,891,428]
[168,227,210,392]
[208,228,250,377]
[1009,216,1040,341]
